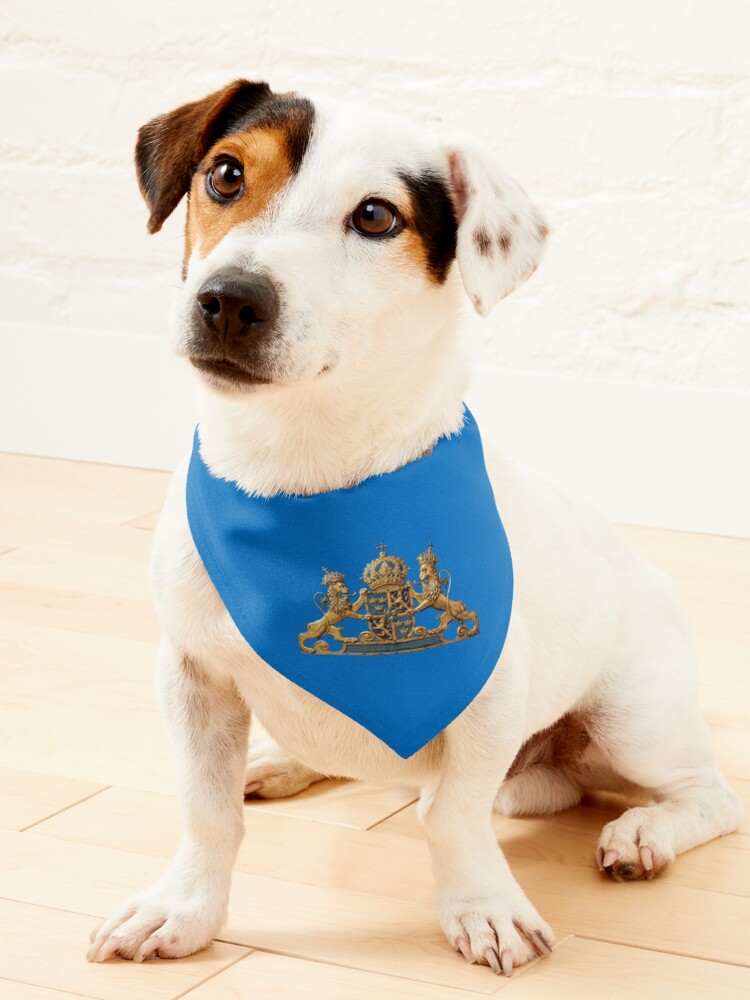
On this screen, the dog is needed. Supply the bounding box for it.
[87,80,742,974]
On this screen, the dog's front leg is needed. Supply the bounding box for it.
[87,637,249,962]
[422,694,554,976]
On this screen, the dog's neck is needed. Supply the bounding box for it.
[195,310,468,497]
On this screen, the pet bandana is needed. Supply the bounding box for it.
[186,408,513,758]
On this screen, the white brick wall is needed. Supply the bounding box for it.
[1,0,749,532]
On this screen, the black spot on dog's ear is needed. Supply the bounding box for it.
[537,221,549,241]
[473,228,493,256]
[399,168,458,283]
[498,230,513,257]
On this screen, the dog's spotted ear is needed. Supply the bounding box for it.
[445,135,549,316]
[135,80,272,234]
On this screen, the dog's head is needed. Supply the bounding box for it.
[136,80,548,394]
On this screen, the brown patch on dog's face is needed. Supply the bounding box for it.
[186,128,294,261]
[135,81,314,259]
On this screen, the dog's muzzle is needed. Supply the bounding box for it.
[188,268,281,385]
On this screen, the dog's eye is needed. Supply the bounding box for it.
[207,158,244,201]
[349,199,401,237]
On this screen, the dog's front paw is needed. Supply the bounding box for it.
[244,737,324,799]
[440,893,555,975]
[86,883,224,963]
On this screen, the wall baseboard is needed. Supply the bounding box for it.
[2,322,748,537]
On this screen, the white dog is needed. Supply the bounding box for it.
[87,81,741,975]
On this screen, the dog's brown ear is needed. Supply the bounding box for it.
[135,80,272,234]
[444,134,549,316]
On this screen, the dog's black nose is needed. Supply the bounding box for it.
[195,269,279,348]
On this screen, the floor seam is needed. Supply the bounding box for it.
[19,785,113,833]
[572,932,750,969]
[209,943,504,995]
[171,945,255,999]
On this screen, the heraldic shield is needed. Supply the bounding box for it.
[298,543,480,654]
[185,407,514,759]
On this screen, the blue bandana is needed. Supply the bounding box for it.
[186,408,513,758]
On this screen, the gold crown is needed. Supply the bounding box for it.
[418,543,438,568]
[362,544,408,590]
[322,567,345,587]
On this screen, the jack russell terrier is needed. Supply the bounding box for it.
[87,80,741,975]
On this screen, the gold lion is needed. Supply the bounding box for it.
[298,569,367,652]
[410,545,479,635]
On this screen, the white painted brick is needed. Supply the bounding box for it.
[2,0,748,391]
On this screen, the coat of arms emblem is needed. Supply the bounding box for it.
[298,543,479,654]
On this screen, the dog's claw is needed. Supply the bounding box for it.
[601,849,619,869]
[244,781,263,796]
[596,846,605,871]
[484,947,502,974]
[640,845,655,878]
[134,933,162,963]
[457,936,474,963]
[90,937,121,963]
[85,934,105,962]
[530,930,552,956]
[500,948,514,977]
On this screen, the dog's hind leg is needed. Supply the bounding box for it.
[590,646,742,881]
[495,765,582,816]
[245,734,326,798]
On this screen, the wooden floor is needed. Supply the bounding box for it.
[0,451,748,1000]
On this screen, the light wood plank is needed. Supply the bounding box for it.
[712,725,750,782]
[0,511,154,560]
[0,899,249,1000]
[0,622,173,793]
[124,510,160,531]
[0,453,168,526]
[243,776,417,829]
[617,525,750,603]
[0,766,105,831]
[500,936,750,1000]
[185,951,508,999]
[618,525,750,730]
[0,581,159,643]
[0,540,155,602]
[0,982,98,1000]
